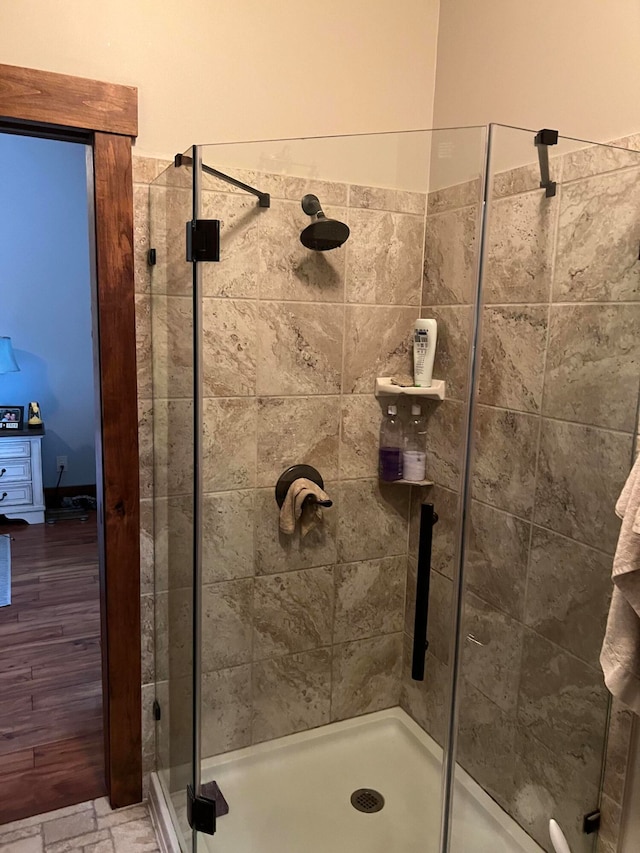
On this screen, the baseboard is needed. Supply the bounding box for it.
[148,772,182,853]
[44,483,97,505]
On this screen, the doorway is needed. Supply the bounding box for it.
[0,130,104,823]
[0,61,142,816]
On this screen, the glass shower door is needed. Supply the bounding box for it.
[447,125,640,853]
[150,151,198,853]
[186,128,487,853]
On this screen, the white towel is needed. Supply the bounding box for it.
[279,477,330,538]
[600,453,640,714]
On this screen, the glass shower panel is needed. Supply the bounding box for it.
[448,125,640,853]
[188,128,487,853]
[150,151,196,853]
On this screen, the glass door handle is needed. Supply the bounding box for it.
[411,502,438,681]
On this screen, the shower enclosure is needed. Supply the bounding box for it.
[149,125,640,853]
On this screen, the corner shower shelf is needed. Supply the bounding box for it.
[374,377,446,401]
[382,478,434,487]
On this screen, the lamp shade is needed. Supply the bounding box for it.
[0,337,20,374]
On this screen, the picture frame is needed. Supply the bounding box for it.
[0,406,24,430]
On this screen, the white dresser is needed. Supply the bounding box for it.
[0,433,45,524]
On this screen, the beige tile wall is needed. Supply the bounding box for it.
[134,154,431,781]
[402,139,640,853]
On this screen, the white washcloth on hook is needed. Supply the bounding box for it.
[279,477,330,538]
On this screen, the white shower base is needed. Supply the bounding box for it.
[198,708,543,853]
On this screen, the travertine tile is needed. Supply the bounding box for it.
[543,303,640,431]
[400,639,449,747]
[133,154,172,184]
[562,140,640,184]
[201,579,253,671]
[0,836,42,853]
[252,649,331,742]
[138,398,154,500]
[466,501,530,621]
[334,556,406,643]
[461,594,523,713]
[135,292,152,400]
[139,498,154,595]
[421,400,465,492]
[423,205,478,305]
[348,184,397,211]
[201,665,252,758]
[343,305,416,394]
[337,479,409,563]
[42,809,96,845]
[472,405,539,518]
[148,185,192,297]
[409,484,458,579]
[202,298,257,397]
[95,803,150,830]
[457,678,516,812]
[427,179,480,215]
[258,199,346,302]
[152,495,192,592]
[492,160,544,199]
[512,727,600,853]
[200,190,261,298]
[283,177,348,207]
[256,396,340,487]
[202,490,255,583]
[478,305,548,413]
[598,793,622,853]
[133,184,151,296]
[167,587,193,678]
[346,209,423,305]
[534,419,631,552]
[404,561,452,665]
[484,190,556,304]
[110,817,159,852]
[257,302,343,395]
[152,398,194,498]
[602,699,634,804]
[518,630,609,780]
[331,633,402,721]
[140,594,155,685]
[150,296,192,399]
[554,167,640,302]
[253,566,334,658]
[141,684,156,774]
[340,395,386,479]
[202,397,257,491]
[422,305,472,401]
[525,526,612,666]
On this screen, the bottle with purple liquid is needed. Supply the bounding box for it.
[379,404,404,481]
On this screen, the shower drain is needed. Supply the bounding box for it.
[350,788,385,813]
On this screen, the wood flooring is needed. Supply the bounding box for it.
[0,514,105,825]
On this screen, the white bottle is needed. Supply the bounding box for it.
[403,404,427,482]
[413,319,437,387]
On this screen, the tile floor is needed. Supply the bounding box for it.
[0,797,160,852]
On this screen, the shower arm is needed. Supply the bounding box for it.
[534,128,559,198]
[174,153,271,208]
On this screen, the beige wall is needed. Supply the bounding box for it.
[433,0,640,144]
[0,0,439,157]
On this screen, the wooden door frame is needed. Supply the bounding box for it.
[0,64,142,807]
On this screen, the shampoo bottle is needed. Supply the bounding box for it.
[413,319,437,387]
[379,404,404,481]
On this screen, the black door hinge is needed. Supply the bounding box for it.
[152,699,161,721]
[147,248,157,266]
[186,219,220,262]
[583,809,601,834]
[187,785,216,835]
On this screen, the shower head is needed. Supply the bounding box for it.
[300,194,350,251]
